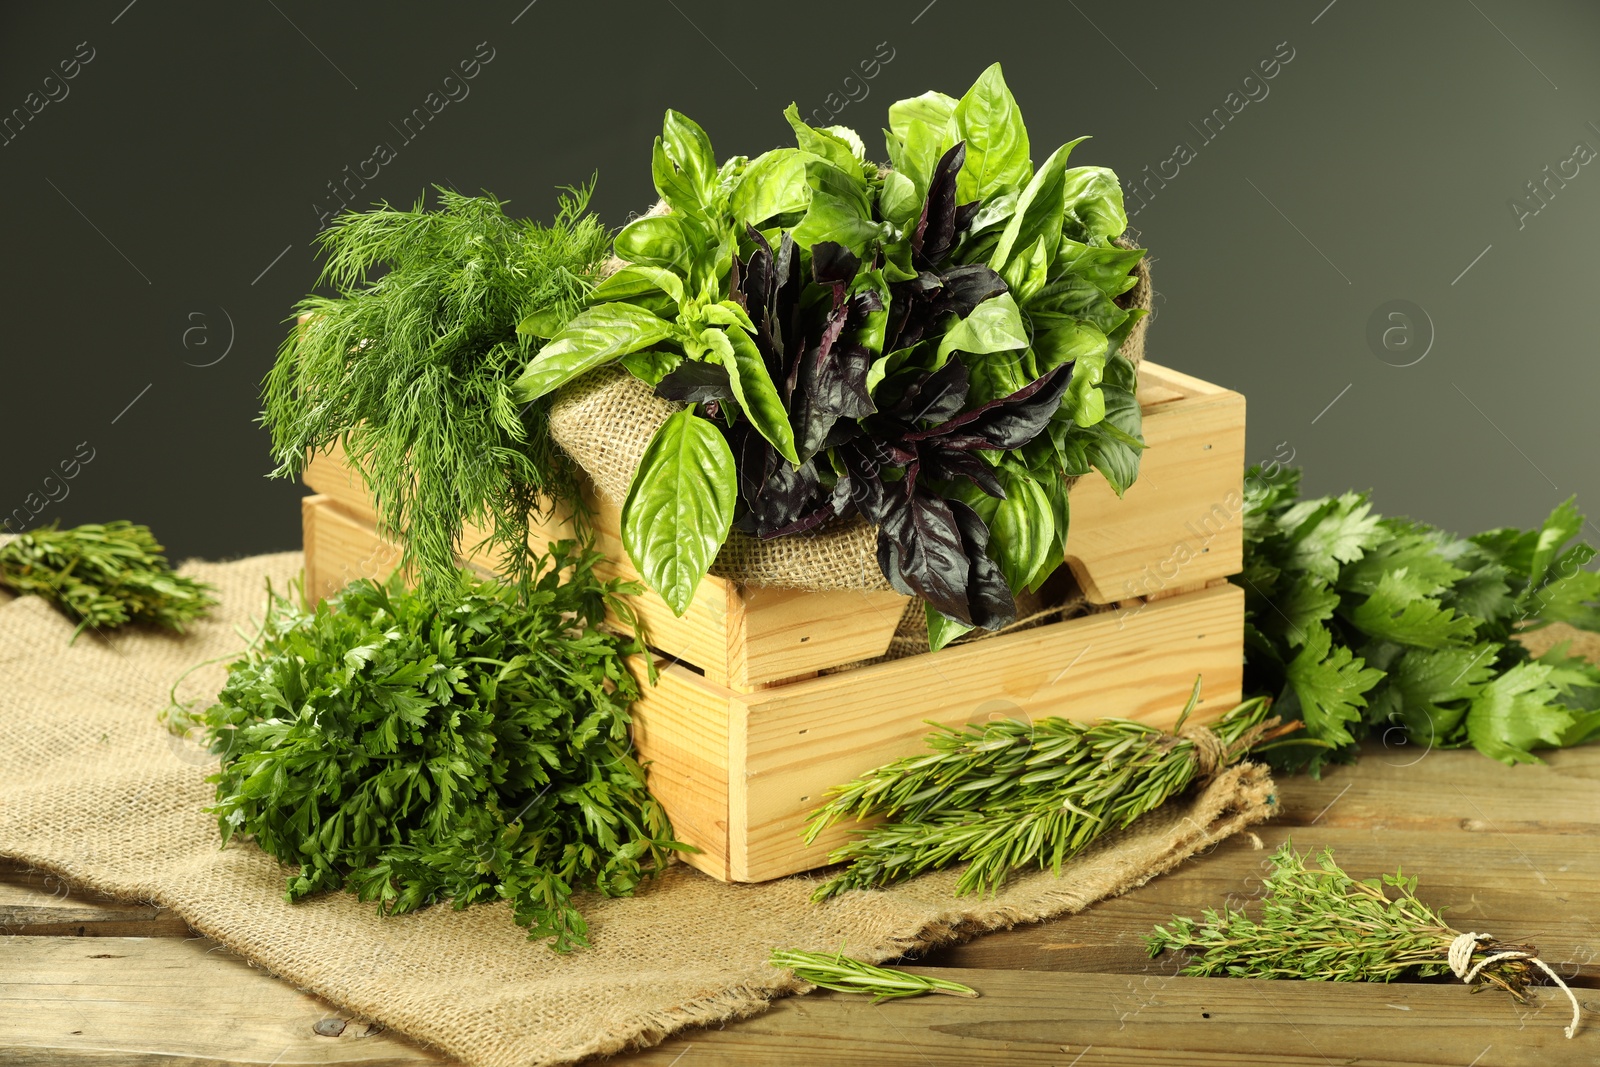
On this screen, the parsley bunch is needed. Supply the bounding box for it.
[1239,468,1600,770]
[0,521,214,640]
[191,543,681,952]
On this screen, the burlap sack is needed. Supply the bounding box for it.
[549,249,1154,593]
[0,551,1275,1067]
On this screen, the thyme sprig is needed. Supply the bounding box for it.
[805,684,1277,900]
[1150,842,1582,1036]
[0,521,214,640]
[769,948,979,1002]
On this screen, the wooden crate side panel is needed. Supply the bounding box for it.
[630,662,734,881]
[728,586,910,690]
[302,445,376,522]
[729,583,1245,881]
[300,496,405,606]
[1065,388,1245,604]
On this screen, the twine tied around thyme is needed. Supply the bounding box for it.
[1448,931,1581,1039]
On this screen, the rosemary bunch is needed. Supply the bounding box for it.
[262,185,611,597]
[0,521,214,640]
[805,686,1277,900]
[1149,842,1581,1037]
[769,948,979,1002]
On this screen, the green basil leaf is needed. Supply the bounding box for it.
[1061,166,1129,241]
[1032,321,1108,374]
[990,466,1055,591]
[888,90,958,143]
[708,326,799,464]
[1000,236,1051,305]
[1027,275,1127,334]
[514,303,678,401]
[792,194,882,257]
[729,148,811,226]
[516,307,568,339]
[614,215,692,272]
[935,292,1029,365]
[878,169,921,230]
[784,103,861,172]
[653,136,705,219]
[926,601,973,652]
[1028,472,1071,594]
[621,408,736,616]
[954,62,1032,202]
[1054,239,1145,297]
[662,109,717,205]
[990,138,1085,273]
[619,349,683,386]
[963,351,1033,407]
[588,263,685,307]
[703,300,756,332]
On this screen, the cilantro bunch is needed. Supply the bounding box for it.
[193,543,681,952]
[1239,468,1600,770]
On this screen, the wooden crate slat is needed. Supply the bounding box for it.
[726,583,1246,881]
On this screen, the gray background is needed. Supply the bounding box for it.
[3,0,1596,561]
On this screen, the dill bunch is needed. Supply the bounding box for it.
[0,521,215,640]
[805,686,1277,900]
[1149,842,1581,1037]
[262,184,612,597]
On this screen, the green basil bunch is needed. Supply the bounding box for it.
[516,64,1147,634]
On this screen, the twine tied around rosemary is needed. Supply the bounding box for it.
[1449,931,1581,1039]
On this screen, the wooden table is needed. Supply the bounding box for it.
[3,742,1595,1066]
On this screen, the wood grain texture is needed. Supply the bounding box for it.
[629,660,735,881]
[729,584,1245,881]
[0,936,450,1065]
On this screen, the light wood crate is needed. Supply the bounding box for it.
[301,360,1247,882]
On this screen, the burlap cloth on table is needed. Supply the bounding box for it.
[0,549,1275,1067]
[549,246,1154,594]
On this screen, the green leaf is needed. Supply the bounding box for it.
[991,139,1085,273]
[707,326,799,465]
[953,62,1032,202]
[793,158,880,255]
[1064,347,1109,427]
[878,169,922,230]
[1339,532,1465,599]
[1052,239,1146,297]
[514,303,678,401]
[1285,623,1384,748]
[926,603,974,652]
[989,467,1055,591]
[614,215,693,272]
[1529,496,1583,588]
[516,307,568,339]
[935,293,1029,365]
[1280,493,1384,583]
[1275,576,1339,648]
[1348,572,1478,649]
[660,109,717,206]
[1031,321,1108,375]
[729,148,811,226]
[784,104,862,172]
[1061,166,1129,240]
[888,90,958,143]
[1389,643,1499,740]
[1464,661,1576,764]
[621,409,737,616]
[586,264,685,308]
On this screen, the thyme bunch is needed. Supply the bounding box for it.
[0,521,214,640]
[262,186,611,598]
[1149,842,1581,1036]
[805,686,1276,900]
[769,948,979,1002]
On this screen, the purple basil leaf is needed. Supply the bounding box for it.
[881,357,970,426]
[907,363,1071,451]
[875,483,974,624]
[655,360,734,404]
[950,499,1016,630]
[914,142,966,267]
[838,443,894,525]
[750,457,825,537]
[921,448,1006,498]
[932,264,1008,319]
[812,241,860,289]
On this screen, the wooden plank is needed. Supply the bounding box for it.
[300,495,404,606]
[726,585,908,692]
[632,661,735,881]
[0,936,451,1065]
[0,861,189,939]
[1066,383,1246,605]
[729,584,1245,882]
[624,964,1584,1065]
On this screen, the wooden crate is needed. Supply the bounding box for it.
[301,360,1247,882]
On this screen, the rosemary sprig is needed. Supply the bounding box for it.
[1149,842,1582,1037]
[262,185,611,598]
[769,948,979,1002]
[805,684,1277,900]
[0,522,215,640]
